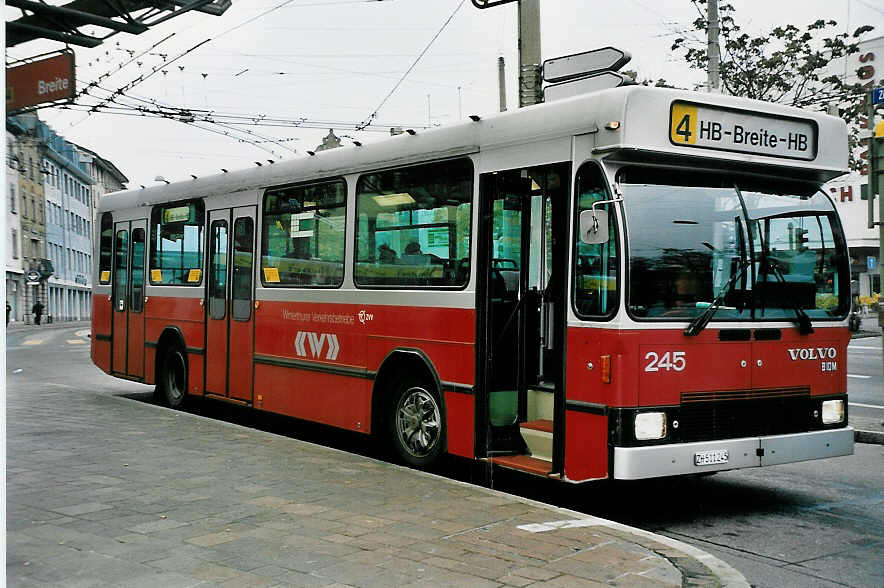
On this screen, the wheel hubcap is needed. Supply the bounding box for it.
[396,387,440,458]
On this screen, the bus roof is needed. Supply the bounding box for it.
[99,86,848,212]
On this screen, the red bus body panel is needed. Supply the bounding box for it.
[91,295,112,373]
[228,316,254,402]
[112,305,127,374]
[253,301,475,456]
[564,325,850,482]
[205,312,228,396]
[127,309,145,378]
[144,296,205,394]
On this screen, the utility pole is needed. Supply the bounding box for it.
[518,0,541,107]
[707,0,721,92]
[498,56,507,112]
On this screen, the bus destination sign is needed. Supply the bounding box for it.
[669,101,817,161]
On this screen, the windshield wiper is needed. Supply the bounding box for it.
[759,259,814,335]
[684,258,751,337]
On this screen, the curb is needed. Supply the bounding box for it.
[109,393,751,588]
[855,429,884,445]
[851,331,882,339]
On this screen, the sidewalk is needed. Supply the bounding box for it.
[852,313,882,339]
[6,366,748,586]
[5,318,91,333]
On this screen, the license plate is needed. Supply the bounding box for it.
[694,449,729,466]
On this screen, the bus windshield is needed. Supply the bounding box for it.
[621,170,849,323]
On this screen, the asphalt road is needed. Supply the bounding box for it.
[846,336,883,436]
[6,325,883,588]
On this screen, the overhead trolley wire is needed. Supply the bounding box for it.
[357,0,468,130]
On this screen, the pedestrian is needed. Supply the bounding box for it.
[32,300,44,326]
[6,302,11,326]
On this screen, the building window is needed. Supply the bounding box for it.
[9,184,15,213]
[11,230,18,259]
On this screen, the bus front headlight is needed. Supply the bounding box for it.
[635,412,667,440]
[821,400,845,424]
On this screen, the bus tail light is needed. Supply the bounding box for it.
[821,399,845,424]
[601,354,611,383]
[635,412,667,440]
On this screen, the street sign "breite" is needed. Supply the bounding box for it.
[6,51,76,113]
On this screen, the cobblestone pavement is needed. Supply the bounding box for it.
[6,327,748,587]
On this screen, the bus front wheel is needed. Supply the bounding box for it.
[158,347,188,408]
[389,378,444,468]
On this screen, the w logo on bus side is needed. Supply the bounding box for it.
[294,331,340,361]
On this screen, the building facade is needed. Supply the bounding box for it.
[6,123,25,323]
[824,34,884,306]
[9,114,50,324]
[827,176,880,300]
[41,128,95,322]
[74,144,128,224]
[6,113,128,324]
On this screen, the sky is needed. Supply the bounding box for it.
[6,0,883,187]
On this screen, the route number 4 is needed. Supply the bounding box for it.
[674,113,692,142]
[644,351,686,372]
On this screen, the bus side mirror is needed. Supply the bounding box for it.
[580,209,609,244]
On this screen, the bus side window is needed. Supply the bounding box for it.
[572,163,619,318]
[149,200,205,286]
[354,158,473,288]
[98,212,113,284]
[232,217,254,320]
[130,228,145,312]
[261,179,346,287]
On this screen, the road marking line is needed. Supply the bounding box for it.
[847,374,872,379]
[849,402,884,410]
[517,518,602,533]
[13,369,22,374]
[22,339,43,345]
[67,339,86,345]
[848,346,881,351]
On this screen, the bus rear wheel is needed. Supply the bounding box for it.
[158,346,188,408]
[389,378,444,468]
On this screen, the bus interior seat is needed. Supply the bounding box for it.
[489,389,518,426]
[400,253,430,265]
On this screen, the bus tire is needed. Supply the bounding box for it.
[158,346,188,408]
[389,377,444,468]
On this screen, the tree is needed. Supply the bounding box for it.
[671,0,874,170]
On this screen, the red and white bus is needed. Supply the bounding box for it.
[92,86,854,482]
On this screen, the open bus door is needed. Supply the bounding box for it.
[205,207,256,402]
[111,219,146,379]
[477,164,568,476]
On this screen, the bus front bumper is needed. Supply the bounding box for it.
[613,428,854,480]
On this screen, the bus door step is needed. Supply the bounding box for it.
[489,454,553,477]
[520,419,553,461]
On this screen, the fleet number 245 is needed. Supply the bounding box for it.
[644,351,686,372]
